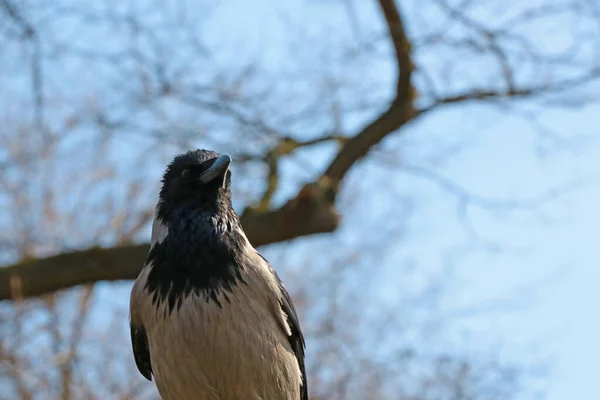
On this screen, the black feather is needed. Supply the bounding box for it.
[130,324,153,381]
[144,211,246,314]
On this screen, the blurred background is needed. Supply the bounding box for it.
[1,0,599,399]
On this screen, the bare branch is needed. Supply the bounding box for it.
[0,0,417,301]
[1,0,45,140]
[401,164,587,210]
[0,190,340,300]
[324,0,415,185]
[417,68,600,114]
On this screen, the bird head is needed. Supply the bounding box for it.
[146,150,244,311]
[155,149,233,222]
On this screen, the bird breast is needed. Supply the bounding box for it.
[131,265,302,400]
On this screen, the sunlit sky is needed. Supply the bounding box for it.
[211,1,600,399]
[3,0,599,399]
[400,105,600,400]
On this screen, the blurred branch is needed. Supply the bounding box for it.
[0,246,149,300]
[240,135,348,212]
[0,187,341,299]
[1,302,34,399]
[401,164,586,210]
[418,68,600,114]
[0,0,417,300]
[1,0,597,301]
[324,0,415,185]
[1,0,45,140]
[400,163,589,249]
[60,285,94,400]
[0,0,35,37]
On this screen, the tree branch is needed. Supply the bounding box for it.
[0,0,415,301]
[324,0,415,184]
[0,0,416,301]
[417,68,600,114]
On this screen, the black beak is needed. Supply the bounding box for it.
[198,155,231,186]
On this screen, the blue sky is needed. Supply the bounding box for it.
[396,104,600,400]
[231,1,600,398]
[207,1,600,397]
[2,0,599,398]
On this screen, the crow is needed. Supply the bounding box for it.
[129,149,307,400]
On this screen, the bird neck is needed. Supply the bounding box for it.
[144,208,248,313]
